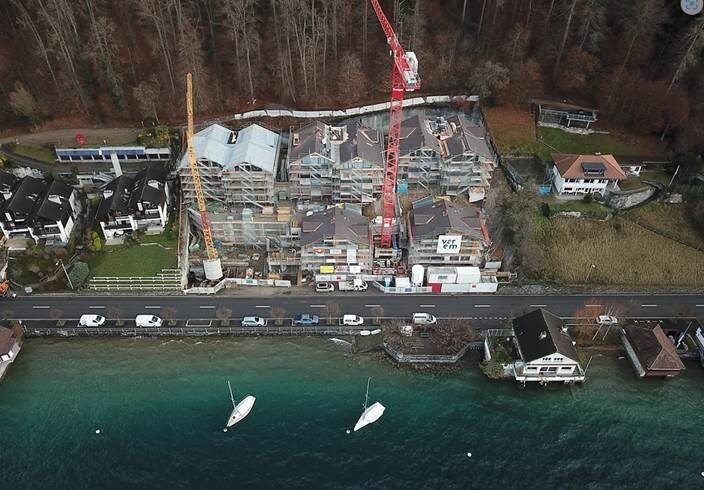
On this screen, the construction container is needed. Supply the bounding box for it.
[455,266,481,284]
[426,266,457,284]
[411,264,425,286]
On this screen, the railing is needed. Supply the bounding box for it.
[23,325,367,337]
[383,342,471,364]
[88,268,183,291]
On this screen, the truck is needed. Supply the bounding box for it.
[337,279,368,292]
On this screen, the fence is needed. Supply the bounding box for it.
[372,282,433,294]
[183,277,292,295]
[88,269,183,291]
[22,325,366,337]
[382,342,472,364]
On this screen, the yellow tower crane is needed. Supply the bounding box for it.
[186,72,223,281]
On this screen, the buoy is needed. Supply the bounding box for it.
[95,429,101,434]
[701,471,704,478]
[223,428,228,433]
[466,452,472,458]
[346,429,351,434]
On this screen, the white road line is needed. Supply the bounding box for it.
[365,304,381,308]
[696,305,704,307]
[309,304,325,308]
[199,305,216,309]
[32,305,50,309]
[419,304,435,308]
[529,304,547,307]
[474,304,491,308]
[144,306,161,309]
[584,304,601,307]
[641,304,658,307]
[255,305,270,308]
[89,306,105,309]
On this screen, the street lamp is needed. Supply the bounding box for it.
[56,260,74,290]
[585,263,596,283]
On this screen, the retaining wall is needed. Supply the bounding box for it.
[606,186,656,210]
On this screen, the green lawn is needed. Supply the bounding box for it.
[548,200,610,219]
[10,144,56,163]
[639,170,672,186]
[87,233,177,277]
[626,202,703,247]
[536,127,660,161]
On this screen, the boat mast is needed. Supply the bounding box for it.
[364,377,371,410]
[228,380,236,409]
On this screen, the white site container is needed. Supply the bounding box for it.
[411,264,425,286]
[426,266,457,284]
[455,266,481,284]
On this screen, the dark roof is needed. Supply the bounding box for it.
[623,324,685,372]
[338,123,383,166]
[34,180,73,222]
[288,121,328,161]
[399,115,440,155]
[97,167,166,223]
[443,114,494,160]
[531,98,598,114]
[0,171,19,195]
[0,326,18,356]
[129,166,167,208]
[96,175,134,222]
[410,199,485,241]
[300,206,370,246]
[513,309,580,363]
[3,176,45,215]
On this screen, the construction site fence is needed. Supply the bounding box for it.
[372,282,433,294]
[184,277,292,295]
[198,95,479,127]
[383,342,472,364]
[88,269,183,291]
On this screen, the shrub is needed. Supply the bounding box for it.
[68,261,90,288]
[582,193,594,204]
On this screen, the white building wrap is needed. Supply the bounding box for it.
[436,235,462,254]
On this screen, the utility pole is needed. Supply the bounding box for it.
[56,259,73,289]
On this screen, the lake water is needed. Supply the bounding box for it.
[1,338,702,489]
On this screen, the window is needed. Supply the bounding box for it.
[561,367,572,370]
[526,366,537,371]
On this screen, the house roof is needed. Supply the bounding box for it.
[0,171,19,195]
[513,309,580,363]
[0,326,17,356]
[96,175,134,222]
[552,154,626,180]
[288,121,382,167]
[338,123,383,166]
[288,121,328,161]
[409,199,486,241]
[34,180,73,222]
[300,206,370,246]
[623,324,685,372]
[179,123,279,173]
[129,166,167,208]
[399,114,440,156]
[3,176,45,215]
[443,114,494,161]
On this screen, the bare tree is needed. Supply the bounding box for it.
[553,0,579,79]
[162,306,177,326]
[668,16,704,93]
[8,82,41,127]
[216,306,232,326]
[134,0,177,94]
[270,306,286,326]
[132,76,161,123]
[84,0,124,107]
[222,0,261,103]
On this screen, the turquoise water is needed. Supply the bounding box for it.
[1,338,703,489]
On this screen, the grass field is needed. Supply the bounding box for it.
[536,127,661,160]
[483,106,539,156]
[10,144,56,163]
[548,201,610,219]
[87,233,177,277]
[542,218,704,286]
[626,203,703,248]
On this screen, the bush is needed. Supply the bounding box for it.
[541,202,551,217]
[68,261,90,288]
[582,193,594,204]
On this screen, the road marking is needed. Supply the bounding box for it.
[144,306,161,309]
[310,304,326,308]
[585,304,601,307]
[32,305,50,309]
[474,304,491,308]
[696,305,704,307]
[89,306,105,309]
[255,305,270,308]
[419,304,435,308]
[529,304,547,307]
[641,304,658,307]
[199,305,216,309]
[365,304,381,308]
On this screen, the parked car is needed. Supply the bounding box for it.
[412,312,437,325]
[135,315,163,327]
[315,282,335,292]
[242,316,267,327]
[340,314,364,326]
[293,314,320,326]
[596,315,618,326]
[79,314,106,327]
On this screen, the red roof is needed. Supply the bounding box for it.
[552,154,626,180]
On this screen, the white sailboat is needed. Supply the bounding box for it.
[353,377,385,432]
[225,380,256,428]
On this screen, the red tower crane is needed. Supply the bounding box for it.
[370,0,421,248]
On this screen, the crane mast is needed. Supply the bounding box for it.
[186,73,223,280]
[369,0,420,248]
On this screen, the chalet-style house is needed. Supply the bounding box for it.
[620,323,685,378]
[299,205,372,277]
[551,153,626,197]
[96,167,169,240]
[407,199,490,268]
[0,173,77,245]
[512,309,585,384]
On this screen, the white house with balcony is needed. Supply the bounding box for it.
[551,153,626,197]
[512,309,585,384]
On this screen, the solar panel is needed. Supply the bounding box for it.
[581,162,605,174]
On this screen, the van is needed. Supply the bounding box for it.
[412,313,437,325]
[135,315,163,327]
[340,314,364,326]
[242,316,267,327]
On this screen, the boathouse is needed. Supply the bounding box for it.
[620,323,685,378]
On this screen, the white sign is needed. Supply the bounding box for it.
[436,235,462,254]
[346,248,357,264]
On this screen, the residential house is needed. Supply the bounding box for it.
[178,123,280,206]
[32,180,78,244]
[512,309,585,384]
[0,176,44,240]
[398,114,441,190]
[0,326,22,381]
[620,323,685,378]
[299,205,373,277]
[407,199,490,267]
[96,167,169,240]
[551,153,626,196]
[288,121,384,203]
[533,99,598,130]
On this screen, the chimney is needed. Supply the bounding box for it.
[538,331,547,340]
[110,152,123,177]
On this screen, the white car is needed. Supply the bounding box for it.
[341,314,364,326]
[242,316,267,327]
[412,313,437,325]
[135,315,163,327]
[596,315,618,326]
[79,314,106,327]
[315,282,335,292]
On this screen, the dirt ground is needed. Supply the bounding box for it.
[0,127,142,147]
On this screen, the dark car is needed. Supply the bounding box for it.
[292,314,320,326]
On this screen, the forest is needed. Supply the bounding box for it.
[0,0,702,154]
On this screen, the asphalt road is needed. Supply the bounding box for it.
[3,293,703,324]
